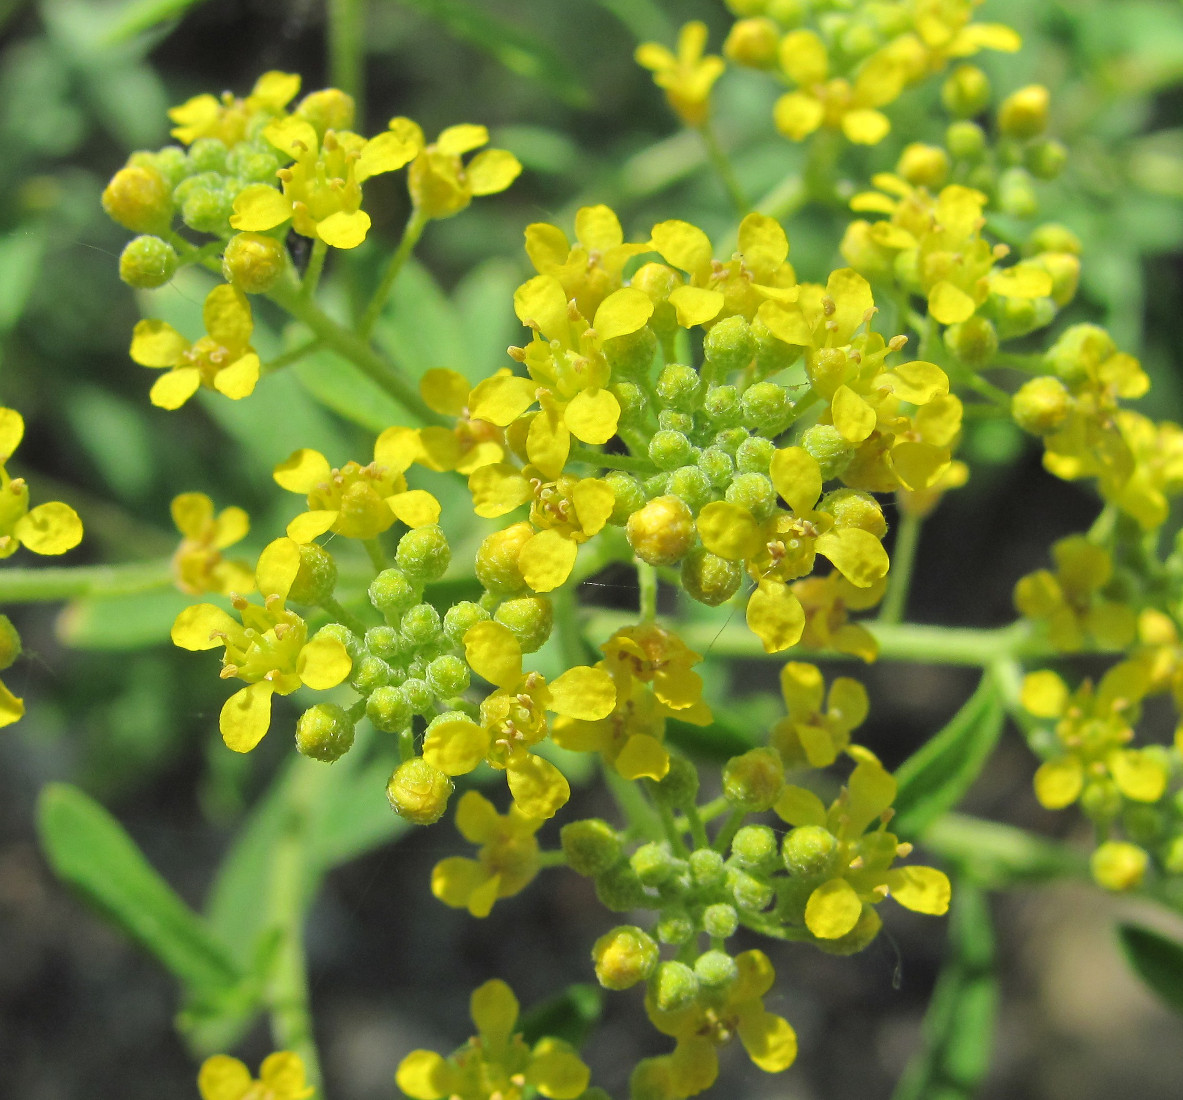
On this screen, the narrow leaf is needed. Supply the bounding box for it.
[1118,924,1183,1017]
[37,783,242,996]
[100,0,212,43]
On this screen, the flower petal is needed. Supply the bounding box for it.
[805,878,862,939]
[296,635,351,689]
[464,620,522,687]
[549,665,616,721]
[15,502,83,555]
[507,753,571,818]
[220,681,274,753]
[423,717,490,776]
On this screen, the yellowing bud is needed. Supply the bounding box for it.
[724,17,780,68]
[627,495,695,566]
[1090,840,1148,892]
[102,164,172,234]
[222,232,288,293]
[1012,376,1071,435]
[592,925,659,990]
[999,84,1050,141]
[386,757,453,825]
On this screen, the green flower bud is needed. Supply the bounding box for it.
[821,488,887,537]
[767,0,806,23]
[295,88,356,134]
[0,615,20,671]
[998,166,1038,219]
[728,866,774,911]
[681,547,742,606]
[702,902,739,939]
[631,841,680,886]
[595,862,649,912]
[1164,836,1183,876]
[648,754,701,809]
[801,423,855,480]
[944,315,999,368]
[365,625,402,661]
[627,495,695,567]
[655,910,696,945]
[783,824,838,876]
[603,325,658,376]
[724,17,780,67]
[369,567,420,616]
[688,847,726,888]
[1123,805,1165,846]
[643,472,670,498]
[994,293,1054,340]
[593,926,659,989]
[946,120,987,161]
[425,654,469,698]
[316,621,362,661]
[658,409,695,435]
[714,427,749,456]
[666,465,712,512]
[941,64,991,117]
[1035,251,1081,307]
[698,445,735,488]
[401,603,442,647]
[651,960,699,1012]
[694,949,738,989]
[1011,376,1071,435]
[102,163,172,233]
[222,231,287,293]
[1027,223,1081,256]
[896,143,949,189]
[491,595,551,653]
[562,818,623,876]
[187,137,229,173]
[703,388,742,432]
[752,314,799,376]
[735,436,775,474]
[177,177,237,236]
[475,522,533,594]
[1081,777,1122,823]
[225,140,286,182]
[1045,324,1116,386]
[443,600,490,645]
[611,381,648,427]
[402,677,434,714]
[657,363,702,411]
[999,84,1050,140]
[730,825,777,870]
[295,702,355,762]
[395,525,451,583]
[287,542,338,606]
[1025,138,1067,180]
[386,757,453,825]
[605,471,646,524]
[740,381,791,435]
[815,905,881,955]
[649,429,695,471]
[1091,840,1148,892]
[723,747,784,811]
[351,654,394,693]
[704,315,755,377]
[143,146,188,189]
[119,235,178,289]
[725,472,776,521]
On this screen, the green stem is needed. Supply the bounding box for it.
[268,762,327,1090]
[0,558,173,603]
[266,279,442,426]
[567,446,653,474]
[398,724,415,763]
[602,765,662,841]
[737,914,813,942]
[712,807,746,855]
[879,512,922,625]
[363,538,389,573]
[358,209,429,339]
[300,239,329,301]
[536,849,568,869]
[653,797,690,858]
[262,338,323,377]
[683,800,709,850]
[637,561,658,622]
[319,595,367,636]
[697,121,749,217]
[328,0,365,117]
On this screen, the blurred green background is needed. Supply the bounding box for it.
[3,0,1183,1097]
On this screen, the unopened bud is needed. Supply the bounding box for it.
[386,757,453,825]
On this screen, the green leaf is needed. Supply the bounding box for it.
[395,0,589,108]
[591,0,672,43]
[57,587,192,650]
[519,983,602,1048]
[37,783,242,997]
[892,672,1005,839]
[1118,924,1183,1017]
[374,257,470,382]
[98,0,212,43]
[292,347,416,434]
[920,813,1088,886]
[0,229,46,332]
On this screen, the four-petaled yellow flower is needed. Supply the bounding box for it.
[636,21,726,128]
[416,368,506,475]
[772,661,869,768]
[130,284,261,410]
[198,1052,314,1100]
[0,614,23,729]
[431,790,542,917]
[273,427,438,542]
[421,620,615,818]
[792,572,885,663]
[171,538,352,752]
[169,70,301,146]
[170,492,253,596]
[396,979,590,1100]
[0,407,83,559]
[401,121,522,221]
[643,949,798,1096]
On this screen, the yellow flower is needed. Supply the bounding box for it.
[129,284,261,410]
[636,21,725,127]
[169,71,301,146]
[431,791,542,917]
[697,446,889,653]
[792,572,884,663]
[774,32,905,145]
[1021,663,1166,811]
[273,427,438,542]
[171,538,352,752]
[470,275,652,479]
[170,492,253,596]
[776,749,951,941]
[525,204,651,320]
[772,662,869,768]
[230,115,420,248]
[0,614,24,729]
[0,407,83,559]
[1014,535,1136,653]
[889,0,1021,81]
[416,368,505,475]
[468,466,615,592]
[643,949,797,1095]
[400,121,521,220]
[648,212,798,328]
[197,1051,314,1100]
[396,979,590,1100]
[421,621,615,818]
